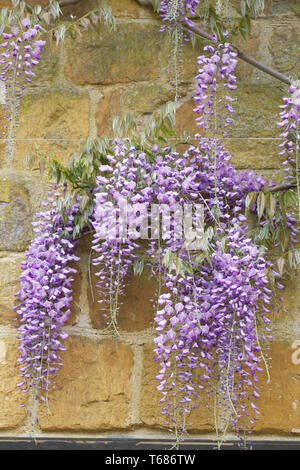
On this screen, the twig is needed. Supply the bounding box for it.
[264,179,297,193]
[59,0,82,6]
[184,22,291,86]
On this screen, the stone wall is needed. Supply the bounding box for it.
[0,0,299,440]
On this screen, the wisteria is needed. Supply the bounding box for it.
[194,41,237,134]
[10,8,299,448]
[15,191,79,407]
[159,1,201,100]
[150,42,273,445]
[92,141,151,334]
[277,81,300,219]
[0,18,46,159]
[159,0,200,28]
[277,80,300,178]
[154,226,272,444]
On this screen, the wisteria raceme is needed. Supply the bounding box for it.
[15,191,79,405]
[194,41,237,134]
[0,19,45,85]
[92,140,152,333]
[151,141,271,441]
[150,41,273,444]
[159,0,200,29]
[154,227,272,439]
[0,18,46,156]
[277,80,300,182]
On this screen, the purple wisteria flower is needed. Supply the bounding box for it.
[277,80,300,185]
[92,140,152,333]
[15,190,79,405]
[159,0,200,31]
[0,19,46,149]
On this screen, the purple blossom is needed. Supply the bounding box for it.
[15,191,80,404]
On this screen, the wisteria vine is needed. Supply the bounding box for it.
[11,1,299,450]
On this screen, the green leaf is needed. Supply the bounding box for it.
[277,257,285,276]
[257,192,266,221]
[245,191,257,212]
[240,0,246,16]
[133,258,145,277]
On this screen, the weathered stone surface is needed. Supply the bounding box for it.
[0,171,52,226]
[175,96,201,137]
[174,84,284,170]
[68,261,82,325]
[0,180,32,251]
[139,344,213,432]
[0,253,25,324]
[28,38,60,88]
[269,20,300,76]
[14,88,90,168]
[226,84,284,169]
[38,337,133,431]
[233,21,262,83]
[60,0,99,19]
[252,342,300,434]
[0,337,27,429]
[270,0,300,16]
[96,82,174,138]
[88,263,157,332]
[109,0,139,17]
[160,33,205,86]
[268,272,300,341]
[64,23,164,86]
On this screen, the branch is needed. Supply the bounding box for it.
[59,0,82,6]
[184,22,291,86]
[264,179,297,193]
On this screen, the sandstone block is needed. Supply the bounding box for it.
[109,0,139,17]
[14,88,90,168]
[270,0,300,16]
[0,180,32,251]
[96,82,174,138]
[253,341,300,434]
[0,337,27,429]
[88,263,157,332]
[64,23,164,86]
[38,337,133,431]
[269,20,300,76]
[226,84,284,169]
[0,253,25,324]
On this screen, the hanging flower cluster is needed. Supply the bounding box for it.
[150,43,274,443]
[89,124,271,442]
[0,18,46,156]
[92,142,151,333]
[277,80,300,182]
[15,191,79,405]
[0,19,45,85]
[194,42,237,133]
[12,14,297,448]
[88,41,273,443]
[154,225,272,441]
[159,0,200,28]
